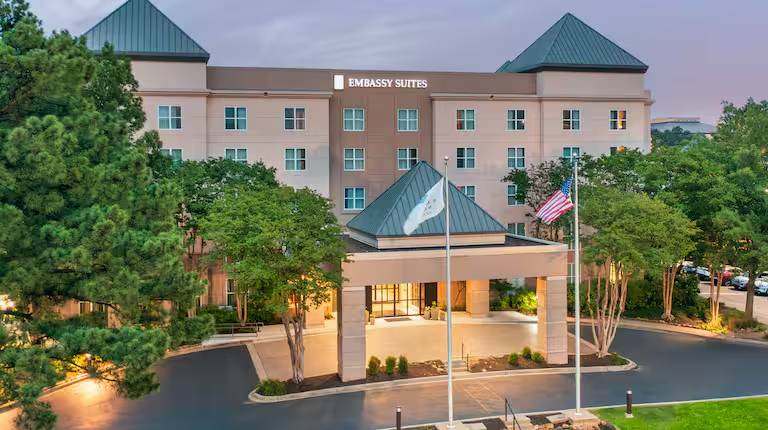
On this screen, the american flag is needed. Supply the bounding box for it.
[535,178,574,224]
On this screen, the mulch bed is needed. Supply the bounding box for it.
[469,353,626,373]
[464,417,507,430]
[284,360,446,393]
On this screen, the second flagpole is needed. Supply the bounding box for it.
[574,156,582,415]
[443,156,454,428]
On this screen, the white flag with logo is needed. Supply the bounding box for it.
[403,178,445,235]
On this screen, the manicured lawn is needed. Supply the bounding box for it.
[595,397,768,429]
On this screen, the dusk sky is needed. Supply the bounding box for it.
[27,0,768,125]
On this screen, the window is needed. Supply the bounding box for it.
[456,109,476,130]
[563,147,581,163]
[344,187,365,211]
[397,109,418,132]
[225,148,248,164]
[562,109,581,130]
[507,109,525,130]
[508,223,526,236]
[459,185,476,201]
[285,148,306,171]
[160,148,182,163]
[225,107,247,130]
[507,147,525,169]
[456,147,476,169]
[397,148,418,170]
[610,146,626,155]
[610,110,627,130]
[344,148,365,171]
[285,107,306,130]
[507,184,523,206]
[343,108,365,131]
[79,301,91,314]
[226,279,236,307]
[158,105,182,130]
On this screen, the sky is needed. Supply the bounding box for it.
[26,0,768,125]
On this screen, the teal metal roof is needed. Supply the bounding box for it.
[497,13,647,73]
[347,161,507,237]
[82,0,209,62]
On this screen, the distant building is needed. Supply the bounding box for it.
[652,117,717,137]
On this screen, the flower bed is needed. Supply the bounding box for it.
[469,353,627,373]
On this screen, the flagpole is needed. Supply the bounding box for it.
[574,156,582,415]
[443,156,454,428]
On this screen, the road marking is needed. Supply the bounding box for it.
[459,381,504,413]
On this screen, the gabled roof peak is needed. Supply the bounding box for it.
[497,13,647,74]
[83,0,209,62]
[347,161,507,238]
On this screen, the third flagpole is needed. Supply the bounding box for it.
[574,156,582,415]
[443,155,454,428]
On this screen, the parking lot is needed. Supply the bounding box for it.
[699,282,768,324]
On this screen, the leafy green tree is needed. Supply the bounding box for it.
[504,158,577,241]
[651,126,695,149]
[201,185,345,384]
[581,188,696,355]
[156,158,277,308]
[0,3,212,428]
[712,99,768,320]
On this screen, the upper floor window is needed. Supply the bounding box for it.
[507,147,525,169]
[508,222,526,236]
[562,109,581,130]
[225,148,248,164]
[456,147,476,169]
[344,187,365,211]
[507,184,523,206]
[225,107,247,130]
[456,109,476,130]
[610,109,627,130]
[397,109,419,132]
[344,148,365,171]
[507,109,525,130]
[397,148,418,170]
[343,108,365,131]
[285,148,307,171]
[159,105,182,130]
[459,185,476,201]
[160,148,182,164]
[563,147,581,163]
[285,107,306,130]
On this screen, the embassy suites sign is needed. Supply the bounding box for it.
[333,74,427,90]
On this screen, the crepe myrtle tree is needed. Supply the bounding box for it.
[0,2,213,428]
[581,188,696,356]
[201,185,345,384]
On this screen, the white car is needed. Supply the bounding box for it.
[731,275,768,293]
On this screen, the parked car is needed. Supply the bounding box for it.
[732,275,749,290]
[693,267,711,281]
[731,273,768,292]
[757,281,768,296]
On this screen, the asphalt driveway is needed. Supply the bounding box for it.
[3,327,768,429]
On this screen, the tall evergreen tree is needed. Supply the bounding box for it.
[0,2,213,428]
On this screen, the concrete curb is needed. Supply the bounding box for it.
[0,373,91,414]
[570,317,768,348]
[247,359,636,404]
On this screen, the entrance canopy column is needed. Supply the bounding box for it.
[337,285,366,381]
[466,279,490,317]
[536,276,568,364]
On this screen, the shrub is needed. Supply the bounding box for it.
[397,356,408,375]
[256,379,287,396]
[610,352,628,366]
[511,289,537,314]
[531,351,545,364]
[385,356,397,375]
[367,356,381,376]
[508,352,519,366]
[521,346,532,360]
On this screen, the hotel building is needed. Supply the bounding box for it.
[80,0,652,380]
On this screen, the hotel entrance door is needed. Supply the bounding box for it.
[368,283,424,317]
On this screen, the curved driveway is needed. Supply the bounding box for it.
[2,327,768,429]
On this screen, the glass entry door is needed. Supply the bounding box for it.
[370,283,423,317]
